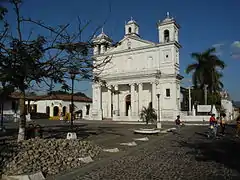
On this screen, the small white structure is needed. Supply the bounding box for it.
[27,94,92,119]
[220,90,234,120]
[92,13,182,121]
[0,92,92,120]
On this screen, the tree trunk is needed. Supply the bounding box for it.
[17,90,26,142]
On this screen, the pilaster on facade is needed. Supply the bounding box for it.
[130,83,135,116]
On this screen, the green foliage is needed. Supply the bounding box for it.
[61,83,70,92]
[186,47,226,93]
[0,5,8,20]
[140,103,157,125]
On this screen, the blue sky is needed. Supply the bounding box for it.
[2,0,240,100]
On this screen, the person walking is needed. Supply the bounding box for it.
[208,114,217,138]
[220,113,227,135]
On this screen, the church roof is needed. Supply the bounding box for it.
[8,92,92,102]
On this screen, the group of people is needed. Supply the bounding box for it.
[208,113,227,138]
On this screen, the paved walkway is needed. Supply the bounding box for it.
[55,125,240,180]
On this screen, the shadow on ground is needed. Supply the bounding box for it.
[179,124,240,174]
[43,125,128,140]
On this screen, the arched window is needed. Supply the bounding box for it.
[164,30,170,42]
[128,27,132,34]
[97,44,101,54]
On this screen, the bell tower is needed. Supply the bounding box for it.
[92,28,112,55]
[157,12,180,43]
[125,17,140,37]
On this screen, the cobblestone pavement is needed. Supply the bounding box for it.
[56,125,240,180]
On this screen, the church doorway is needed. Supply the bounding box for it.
[62,106,66,116]
[53,106,59,116]
[125,94,131,116]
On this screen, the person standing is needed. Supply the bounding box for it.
[208,114,217,138]
[220,113,227,135]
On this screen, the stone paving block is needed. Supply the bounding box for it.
[103,148,120,153]
[2,172,45,180]
[119,141,137,146]
[78,156,94,163]
[133,137,149,141]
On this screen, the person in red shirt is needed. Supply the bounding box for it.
[208,114,218,138]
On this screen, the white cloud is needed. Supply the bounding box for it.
[212,43,224,57]
[232,41,240,48]
[231,41,240,59]
[212,43,224,48]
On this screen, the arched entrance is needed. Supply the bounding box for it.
[53,106,59,116]
[46,106,50,116]
[62,106,66,116]
[125,94,131,116]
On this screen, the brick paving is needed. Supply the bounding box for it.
[54,124,240,180]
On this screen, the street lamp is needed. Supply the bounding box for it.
[156,93,161,129]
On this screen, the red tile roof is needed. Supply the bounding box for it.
[9,92,92,103]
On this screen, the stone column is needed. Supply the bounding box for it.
[108,85,112,117]
[130,83,135,116]
[114,85,119,116]
[152,82,157,110]
[138,83,143,115]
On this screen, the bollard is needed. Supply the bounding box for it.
[34,124,43,138]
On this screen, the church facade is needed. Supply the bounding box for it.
[91,13,183,121]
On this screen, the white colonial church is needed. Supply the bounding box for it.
[91,13,183,121]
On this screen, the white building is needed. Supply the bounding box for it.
[91,13,183,121]
[1,93,92,119]
[27,94,92,119]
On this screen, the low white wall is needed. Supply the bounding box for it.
[182,115,209,122]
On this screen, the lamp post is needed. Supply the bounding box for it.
[156,93,161,129]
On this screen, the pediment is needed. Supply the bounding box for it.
[107,36,155,53]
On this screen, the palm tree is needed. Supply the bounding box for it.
[186,47,226,95]
[140,103,157,125]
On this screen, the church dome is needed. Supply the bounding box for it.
[93,28,112,43]
[127,19,137,24]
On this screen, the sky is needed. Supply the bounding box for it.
[2,0,240,100]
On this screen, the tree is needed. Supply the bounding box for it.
[185,47,226,106]
[140,103,157,125]
[61,83,70,93]
[0,0,112,141]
